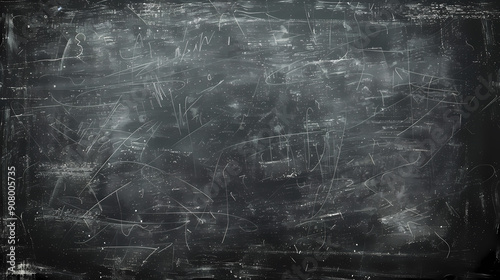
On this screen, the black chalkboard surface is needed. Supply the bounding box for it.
[1,1,499,279]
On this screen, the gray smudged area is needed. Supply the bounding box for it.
[1,1,499,279]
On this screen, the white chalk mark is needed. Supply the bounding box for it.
[397,97,445,136]
[434,231,451,258]
[142,244,173,266]
[481,96,498,112]
[369,153,375,165]
[185,223,191,250]
[219,13,226,31]
[312,115,347,218]
[222,163,231,244]
[233,14,246,37]
[208,0,219,14]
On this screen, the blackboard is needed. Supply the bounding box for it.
[1,1,499,279]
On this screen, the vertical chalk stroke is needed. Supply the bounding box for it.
[1,1,499,279]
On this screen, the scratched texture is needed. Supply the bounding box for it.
[1,0,500,279]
